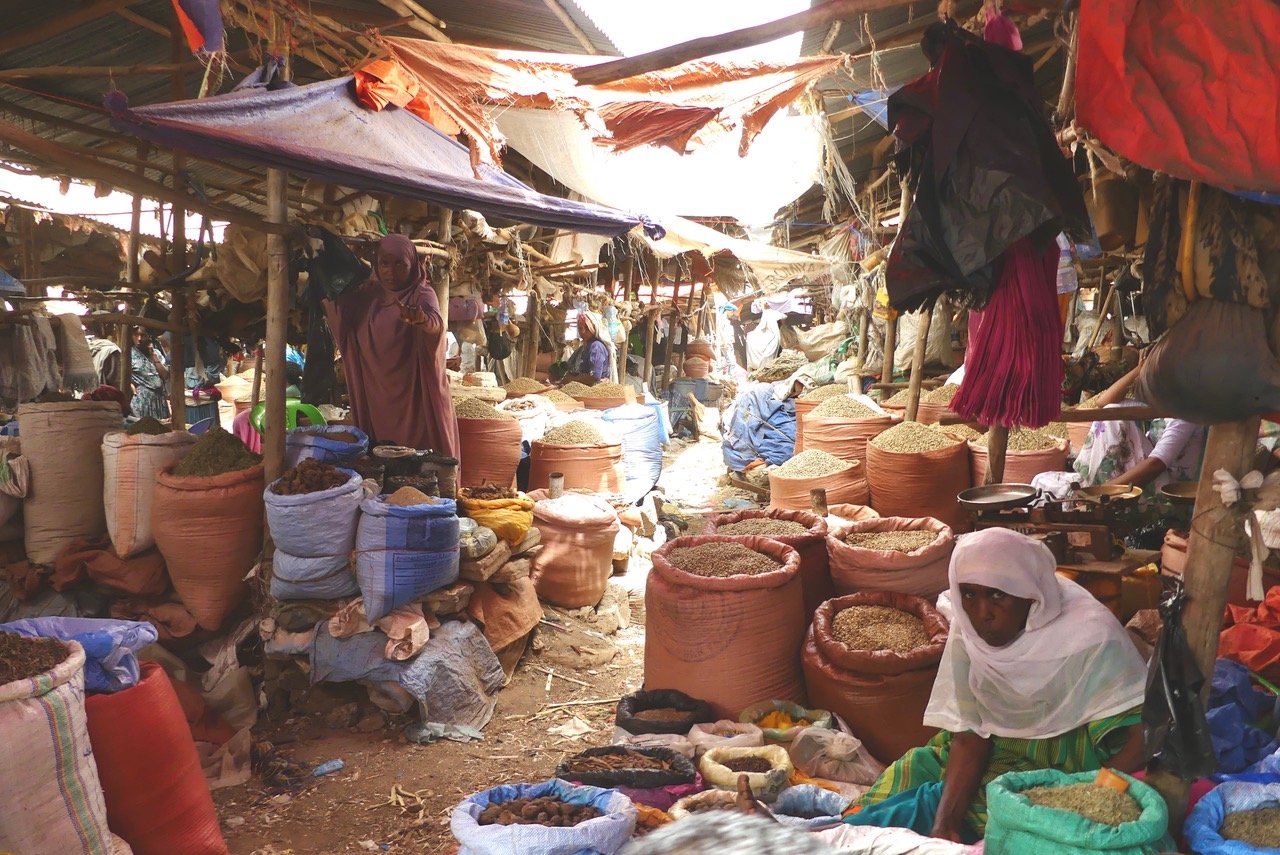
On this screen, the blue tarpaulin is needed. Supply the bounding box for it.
[849,88,900,131]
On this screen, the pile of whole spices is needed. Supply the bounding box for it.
[975,427,1059,451]
[544,389,576,403]
[461,485,517,500]
[272,459,350,495]
[871,421,962,454]
[799,384,850,401]
[844,530,939,553]
[720,757,775,774]
[476,797,600,828]
[775,449,854,478]
[922,384,960,405]
[833,605,929,653]
[172,426,260,477]
[683,797,738,814]
[540,421,605,446]
[666,542,781,578]
[931,422,982,442]
[811,396,878,419]
[577,382,627,398]
[126,416,171,436]
[385,486,437,506]
[504,377,548,395]
[559,381,593,397]
[565,750,672,775]
[505,399,539,412]
[1023,783,1141,826]
[1222,806,1280,848]
[455,397,514,421]
[300,429,359,444]
[0,633,68,684]
[632,707,690,724]
[883,388,912,407]
[715,518,811,537]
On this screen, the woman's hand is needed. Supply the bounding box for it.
[930,731,990,843]
[398,302,429,327]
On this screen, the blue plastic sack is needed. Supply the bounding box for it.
[0,617,158,693]
[284,425,368,468]
[450,778,636,855]
[265,468,364,558]
[1209,659,1280,772]
[771,784,851,830]
[1186,781,1280,854]
[602,404,663,503]
[355,495,460,620]
[270,550,359,600]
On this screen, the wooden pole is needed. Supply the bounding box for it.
[852,307,869,392]
[523,288,540,380]
[660,265,679,393]
[675,276,696,381]
[540,0,601,54]
[904,305,932,422]
[121,149,142,394]
[984,425,1009,485]
[435,209,453,328]
[263,167,289,485]
[618,253,634,380]
[641,251,658,392]
[881,314,898,386]
[166,28,186,428]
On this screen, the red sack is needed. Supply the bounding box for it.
[530,492,620,609]
[802,412,898,470]
[866,439,969,531]
[646,536,805,720]
[802,592,949,764]
[967,439,1068,487]
[769,462,869,512]
[705,508,833,622]
[457,416,522,489]
[84,662,228,855]
[827,517,954,598]
[528,441,625,494]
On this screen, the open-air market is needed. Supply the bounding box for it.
[1,0,1279,852]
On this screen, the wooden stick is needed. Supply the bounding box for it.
[529,665,593,689]
[541,0,602,55]
[1056,12,1080,119]
[543,698,620,710]
[880,314,897,386]
[435,208,454,328]
[263,167,290,487]
[618,254,634,379]
[660,265,678,394]
[904,305,932,422]
[374,0,449,43]
[984,425,1009,485]
[573,0,909,85]
[167,32,186,429]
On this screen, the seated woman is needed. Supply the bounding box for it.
[560,311,614,386]
[845,528,1148,842]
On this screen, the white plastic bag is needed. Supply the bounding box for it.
[687,720,765,759]
[789,726,885,785]
[451,779,635,855]
[747,308,785,370]
[264,469,363,558]
[611,728,696,759]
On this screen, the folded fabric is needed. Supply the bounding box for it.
[110,599,199,641]
[0,616,158,693]
[51,536,169,596]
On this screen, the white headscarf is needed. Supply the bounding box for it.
[923,528,1147,740]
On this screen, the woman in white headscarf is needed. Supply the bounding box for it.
[561,310,617,384]
[845,528,1148,842]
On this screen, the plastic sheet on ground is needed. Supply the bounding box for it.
[1208,658,1280,773]
[400,621,505,730]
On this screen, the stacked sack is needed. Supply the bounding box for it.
[529,489,621,609]
[355,486,460,620]
[456,486,543,659]
[265,460,365,600]
[601,404,664,504]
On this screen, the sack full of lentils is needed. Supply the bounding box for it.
[826,516,954,598]
[768,450,868,512]
[705,508,832,622]
[865,422,969,530]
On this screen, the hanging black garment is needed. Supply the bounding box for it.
[301,277,337,405]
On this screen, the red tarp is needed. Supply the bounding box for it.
[1077,0,1280,193]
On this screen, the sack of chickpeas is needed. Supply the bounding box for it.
[865,422,969,530]
[768,450,868,512]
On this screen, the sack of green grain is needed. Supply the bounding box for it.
[801,592,949,764]
[865,423,970,531]
[968,429,1069,486]
[705,508,832,622]
[802,406,899,471]
[768,450,869,512]
[826,517,954,598]
[985,769,1173,855]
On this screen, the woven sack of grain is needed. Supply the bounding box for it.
[457,416,522,490]
[152,464,264,632]
[529,492,620,608]
[0,640,113,855]
[916,400,960,425]
[354,495,460,620]
[646,535,805,719]
[803,412,899,469]
[826,517,955,597]
[792,397,821,453]
[706,508,833,622]
[103,430,197,558]
[769,460,869,512]
[19,401,121,565]
[578,394,627,411]
[802,592,948,763]
[527,440,625,494]
[968,438,1068,486]
[264,469,363,558]
[865,436,969,531]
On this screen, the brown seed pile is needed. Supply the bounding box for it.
[504,377,548,394]
[871,421,961,454]
[1023,783,1141,826]
[566,750,673,774]
[721,757,776,774]
[577,382,627,398]
[812,396,878,419]
[559,381,593,397]
[666,542,782,578]
[632,707,691,723]
[975,427,1059,451]
[172,426,260,477]
[0,633,68,684]
[883,388,912,407]
[544,389,575,403]
[271,459,350,495]
[683,796,739,814]
[932,422,982,442]
[799,384,850,401]
[715,518,812,537]
[385,486,437,506]
[775,449,854,478]
[922,384,960,405]
[1222,807,1280,848]
[844,529,939,553]
[833,605,929,653]
[126,416,171,436]
[461,485,517,500]
[455,397,513,421]
[476,797,600,828]
[540,421,605,446]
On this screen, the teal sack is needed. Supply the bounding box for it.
[985,769,1173,855]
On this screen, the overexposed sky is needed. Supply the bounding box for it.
[577,0,808,63]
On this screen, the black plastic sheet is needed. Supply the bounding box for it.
[1143,582,1218,779]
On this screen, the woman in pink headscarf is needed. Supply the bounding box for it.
[325,234,459,457]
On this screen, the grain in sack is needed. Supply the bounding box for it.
[699,745,794,802]
[495,395,556,445]
[20,401,121,565]
[264,468,364,558]
[103,430,197,557]
[527,426,625,494]
[866,423,970,531]
[802,592,948,763]
[456,402,523,490]
[355,494,460,620]
[769,450,869,512]
[530,492,620,608]
[802,397,898,470]
[687,721,765,760]
[707,508,833,622]
[968,428,1069,485]
[826,516,954,597]
[645,535,805,719]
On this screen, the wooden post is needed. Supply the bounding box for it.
[1146,417,1261,831]
[674,276,696,382]
[984,425,1009,485]
[167,28,186,427]
[880,314,898,386]
[641,251,658,392]
[523,287,540,380]
[852,307,869,392]
[262,167,289,485]
[904,305,932,422]
[618,253,634,380]
[435,208,453,328]
[660,264,679,393]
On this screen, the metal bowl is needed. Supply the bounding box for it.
[957,483,1039,512]
[1076,484,1144,504]
[1159,481,1198,504]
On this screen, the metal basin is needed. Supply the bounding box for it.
[957,483,1038,512]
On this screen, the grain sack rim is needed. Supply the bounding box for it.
[811,591,949,675]
[0,637,77,700]
[705,508,828,545]
[986,768,1170,849]
[102,430,197,450]
[264,467,363,506]
[828,516,954,561]
[530,439,624,451]
[652,535,800,593]
[699,744,794,801]
[360,494,458,518]
[769,456,863,484]
[155,461,265,492]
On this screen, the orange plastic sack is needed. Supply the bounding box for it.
[467,577,543,651]
[803,413,898,469]
[793,398,821,453]
[827,504,881,526]
[528,441,625,494]
[706,508,833,621]
[646,535,805,719]
[916,401,960,425]
[769,462,869,512]
[968,439,1068,486]
[457,417,523,489]
[826,517,955,598]
[85,662,229,855]
[530,492,621,608]
[866,439,969,531]
[152,464,264,631]
[802,592,948,764]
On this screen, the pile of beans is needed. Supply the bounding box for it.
[975,427,1059,451]
[799,384,850,401]
[883,388,912,407]
[385,486,437,506]
[666,542,781,578]
[455,397,514,421]
[720,757,775,774]
[843,530,939,553]
[1222,807,1280,848]
[871,421,962,453]
[922,384,960,404]
[559,381,593,397]
[1023,783,1141,826]
[476,797,600,828]
[811,396,878,419]
[577,382,627,398]
[832,605,929,653]
[775,449,854,478]
[715,518,812,537]
[271,459,349,495]
[504,377,548,394]
[931,422,982,442]
[540,421,605,446]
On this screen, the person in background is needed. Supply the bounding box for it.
[325,234,458,457]
[129,327,170,420]
[561,310,614,385]
[445,330,461,372]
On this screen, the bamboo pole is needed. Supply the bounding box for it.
[435,209,453,328]
[618,253,635,379]
[523,288,540,380]
[0,63,204,80]
[121,147,143,394]
[541,0,601,54]
[167,31,186,428]
[263,167,289,485]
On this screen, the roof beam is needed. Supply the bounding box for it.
[821,21,843,53]
[541,0,602,55]
[0,0,140,53]
[0,63,205,80]
[374,0,450,42]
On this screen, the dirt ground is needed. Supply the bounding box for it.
[217,436,749,855]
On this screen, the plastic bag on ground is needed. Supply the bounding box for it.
[615,688,715,736]
[771,783,851,830]
[0,617,158,694]
[687,721,765,760]
[450,778,636,855]
[1186,781,1280,855]
[700,745,793,802]
[789,726,886,785]
[399,621,505,730]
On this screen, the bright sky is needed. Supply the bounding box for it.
[576,0,808,63]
